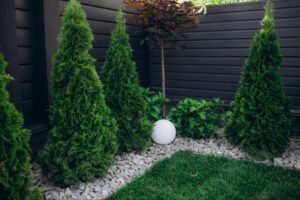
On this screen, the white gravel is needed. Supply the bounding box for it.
[32,130,300,200]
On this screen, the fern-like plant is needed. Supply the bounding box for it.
[143,88,169,122]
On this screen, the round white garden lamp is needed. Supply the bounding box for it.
[152,119,176,145]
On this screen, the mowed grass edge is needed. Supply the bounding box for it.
[107,151,300,200]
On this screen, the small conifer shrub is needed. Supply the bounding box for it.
[38,0,118,187]
[0,53,41,200]
[225,1,294,159]
[101,11,152,152]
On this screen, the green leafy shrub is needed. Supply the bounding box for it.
[29,188,44,200]
[38,0,118,187]
[225,2,294,159]
[222,110,232,124]
[0,53,41,200]
[101,11,152,153]
[143,88,169,122]
[168,98,224,139]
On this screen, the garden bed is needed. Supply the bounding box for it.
[32,131,300,200]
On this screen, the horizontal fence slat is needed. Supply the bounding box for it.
[204,0,300,14]
[93,35,144,48]
[17,47,36,65]
[21,82,38,101]
[15,10,33,28]
[19,65,37,83]
[17,29,34,46]
[21,100,38,120]
[151,71,300,87]
[15,0,32,10]
[199,6,300,24]
[184,17,300,33]
[151,48,300,58]
[151,57,300,68]
[90,48,145,60]
[60,0,134,13]
[183,28,300,41]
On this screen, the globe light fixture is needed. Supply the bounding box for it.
[152,119,176,145]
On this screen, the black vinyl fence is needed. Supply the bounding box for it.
[0,0,299,152]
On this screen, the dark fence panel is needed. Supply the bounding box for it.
[15,0,50,128]
[149,0,300,112]
[15,0,39,126]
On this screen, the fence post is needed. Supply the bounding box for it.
[0,0,21,110]
[41,0,61,105]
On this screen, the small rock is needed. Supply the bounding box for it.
[65,187,72,195]
[101,189,109,197]
[93,185,101,192]
[79,183,85,191]
[274,158,283,165]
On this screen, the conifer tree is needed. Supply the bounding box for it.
[38,0,118,187]
[225,1,293,159]
[101,11,152,152]
[0,53,33,200]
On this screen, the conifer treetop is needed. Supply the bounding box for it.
[116,9,126,30]
[261,1,275,31]
[263,1,274,22]
[58,0,94,55]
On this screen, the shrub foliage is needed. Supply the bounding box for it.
[38,0,118,187]
[0,53,34,200]
[143,88,169,122]
[225,2,294,159]
[168,98,224,139]
[101,11,152,152]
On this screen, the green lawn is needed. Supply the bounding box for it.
[108,151,300,200]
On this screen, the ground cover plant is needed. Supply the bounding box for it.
[38,0,118,187]
[225,1,294,159]
[108,151,300,200]
[168,98,224,139]
[101,11,152,153]
[0,53,42,200]
[143,88,169,122]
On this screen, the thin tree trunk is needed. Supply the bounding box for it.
[160,43,166,118]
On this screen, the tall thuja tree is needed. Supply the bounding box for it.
[124,0,203,116]
[0,53,35,200]
[225,1,294,159]
[39,0,118,187]
[101,11,152,152]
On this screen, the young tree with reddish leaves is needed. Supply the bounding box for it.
[124,0,203,117]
